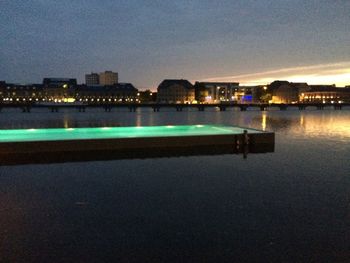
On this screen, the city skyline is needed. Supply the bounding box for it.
[1,0,350,89]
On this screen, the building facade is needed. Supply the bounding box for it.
[42,78,77,102]
[139,90,157,103]
[85,72,100,85]
[0,81,138,104]
[75,83,138,103]
[99,71,118,86]
[233,86,264,103]
[0,83,44,103]
[194,82,239,103]
[43,78,77,88]
[300,85,350,103]
[157,79,194,103]
[269,81,309,104]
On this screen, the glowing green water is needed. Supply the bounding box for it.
[0,125,261,143]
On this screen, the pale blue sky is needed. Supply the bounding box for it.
[1,0,350,89]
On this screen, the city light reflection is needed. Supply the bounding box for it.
[261,112,267,131]
[299,114,350,141]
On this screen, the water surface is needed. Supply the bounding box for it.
[0,107,349,262]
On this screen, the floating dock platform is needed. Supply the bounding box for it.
[0,125,274,165]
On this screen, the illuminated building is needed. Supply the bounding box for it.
[194,82,264,104]
[99,71,118,86]
[0,81,138,104]
[194,82,239,103]
[42,78,77,102]
[237,86,265,103]
[0,83,44,102]
[157,79,195,103]
[43,78,77,88]
[300,85,350,103]
[75,83,138,103]
[269,81,309,104]
[139,90,157,103]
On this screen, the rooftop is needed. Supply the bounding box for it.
[158,79,193,90]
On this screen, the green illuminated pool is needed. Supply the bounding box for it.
[0,125,262,143]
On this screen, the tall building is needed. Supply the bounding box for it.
[85,72,100,85]
[99,71,118,86]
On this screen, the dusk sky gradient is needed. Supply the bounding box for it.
[1,0,350,89]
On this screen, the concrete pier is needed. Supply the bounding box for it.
[0,125,274,165]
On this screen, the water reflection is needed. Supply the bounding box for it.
[300,113,350,141]
[63,118,69,128]
[0,108,349,138]
[261,112,267,131]
[0,109,350,140]
[0,108,349,262]
[300,114,304,126]
[252,114,301,132]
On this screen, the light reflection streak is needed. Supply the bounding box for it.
[300,114,304,126]
[136,112,142,127]
[64,118,69,129]
[261,112,267,131]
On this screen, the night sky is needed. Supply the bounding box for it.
[1,0,350,89]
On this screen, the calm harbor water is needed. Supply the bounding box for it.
[0,107,349,262]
